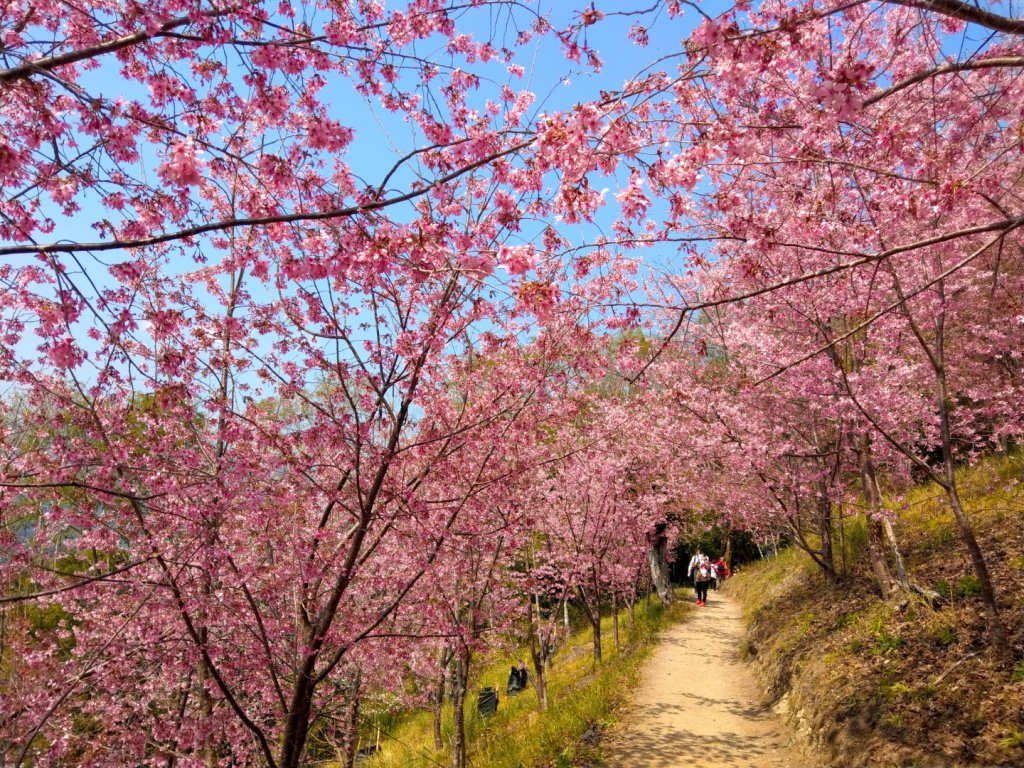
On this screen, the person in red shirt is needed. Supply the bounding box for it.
[713,557,730,590]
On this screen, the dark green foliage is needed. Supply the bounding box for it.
[956,575,982,598]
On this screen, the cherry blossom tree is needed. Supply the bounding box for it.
[5,2,1024,764]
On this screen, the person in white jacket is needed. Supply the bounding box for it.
[687,551,713,606]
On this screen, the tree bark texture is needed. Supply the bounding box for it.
[647,523,675,605]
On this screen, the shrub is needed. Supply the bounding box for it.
[934,627,957,647]
[956,575,982,599]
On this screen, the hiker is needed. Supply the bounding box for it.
[713,557,730,589]
[687,551,713,606]
[686,550,704,592]
[696,558,715,605]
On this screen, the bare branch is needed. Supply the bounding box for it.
[865,56,1024,106]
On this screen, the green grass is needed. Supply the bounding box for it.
[726,545,806,624]
[357,593,689,768]
[897,452,1023,537]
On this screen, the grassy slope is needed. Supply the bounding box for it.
[727,453,1024,768]
[358,593,690,768]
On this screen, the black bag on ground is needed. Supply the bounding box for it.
[506,665,527,695]
[477,686,498,716]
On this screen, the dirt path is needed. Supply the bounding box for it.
[602,592,810,768]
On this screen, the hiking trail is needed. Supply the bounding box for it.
[602,593,813,768]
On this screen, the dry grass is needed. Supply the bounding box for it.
[727,452,1024,768]
[351,593,690,768]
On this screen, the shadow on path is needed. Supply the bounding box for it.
[602,595,810,768]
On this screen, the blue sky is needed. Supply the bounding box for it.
[6,0,1008,396]
[2,2,707,393]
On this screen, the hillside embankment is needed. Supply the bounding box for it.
[726,454,1024,768]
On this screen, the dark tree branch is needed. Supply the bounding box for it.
[887,0,1024,35]
[865,56,1024,106]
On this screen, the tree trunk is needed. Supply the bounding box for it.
[866,443,911,593]
[281,669,316,768]
[866,516,894,598]
[449,645,470,768]
[527,597,549,711]
[943,478,1010,655]
[646,524,675,605]
[837,503,848,577]
[341,671,361,768]
[860,432,896,598]
[723,526,733,569]
[933,315,1011,659]
[579,586,602,663]
[881,517,911,592]
[432,646,451,751]
[197,647,217,768]
[612,592,620,650]
[814,476,837,584]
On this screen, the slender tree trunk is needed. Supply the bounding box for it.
[867,451,910,591]
[881,517,911,592]
[837,503,848,578]
[432,646,450,752]
[866,507,895,599]
[198,635,217,768]
[449,645,470,768]
[859,431,896,598]
[723,526,733,569]
[942,474,1010,653]
[933,314,1011,659]
[815,479,837,584]
[527,598,549,711]
[579,586,602,663]
[281,670,316,768]
[202,268,243,768]
[341,671,361,768]
[612,592,619,650]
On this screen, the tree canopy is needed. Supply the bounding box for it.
[2,1,1023,766]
